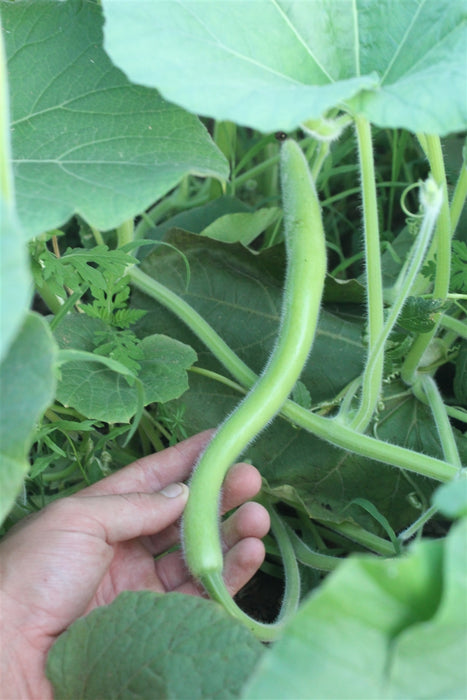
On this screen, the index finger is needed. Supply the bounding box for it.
[80,430,214,497]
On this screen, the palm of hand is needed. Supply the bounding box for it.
[0,432,269,646]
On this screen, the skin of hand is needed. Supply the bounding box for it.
[0,431,270,699]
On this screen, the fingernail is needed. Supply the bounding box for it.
[160,482,187,498]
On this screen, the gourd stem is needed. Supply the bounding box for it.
[201,500,301,642]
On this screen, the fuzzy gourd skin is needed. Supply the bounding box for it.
[182,139,327,640]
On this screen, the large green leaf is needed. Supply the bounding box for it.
[131,233,435,534]
[102,0,467,135]
[0,27,30,362]
[243,518,467,699]
[0,313,57,524]
[47,591,263,700]
[134,231,364,394]
[54,315,197,422]
[1,0,228,240]
[0,197,31,363]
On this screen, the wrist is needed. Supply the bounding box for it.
[1,592,53,700]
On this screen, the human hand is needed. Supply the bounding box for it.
[0,431,270,699]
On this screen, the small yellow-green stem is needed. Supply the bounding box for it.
[189,366,247,396]
[427,136,452,300]
[35,280,63,315]
[310,140,330,181]
[90,225,105,246]
[116,219,134,247]
[201,500,300,641]
[140,410,165,452]
[233,154,281,188]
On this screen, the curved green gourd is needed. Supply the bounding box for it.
[182,138,327,641]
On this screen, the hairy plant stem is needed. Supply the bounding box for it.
[35,280,63,315]
[328,521,396,556]
[449,157,467,233]
[233,154,281,188]
[285,525,342,571]
[401,135,452,384]
[417,375,462,469]
[352,115,385,431]
[397,504,439,543]
[129,266,257,387]
[310,140,330,181]
[349,176,442,431]
[90,225,105,246]
[129,268,457,483]
[189,366,247,396]
[202,503,300,641]
[439,314,467,339]
[0,30,13,203]
[139,410,165,452]
[116,219,134,247]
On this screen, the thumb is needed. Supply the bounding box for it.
[47,483,189,544]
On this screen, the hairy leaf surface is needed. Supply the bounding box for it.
[47,591,263,700]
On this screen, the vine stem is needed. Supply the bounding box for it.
[116,219,134,247]
[417,375,462,469]
[449,153,467,233]
[401,135,452,385]
[285,525,341,571]
[399,373,464,543]
[128,265,257,388]
[439,314,467,340]
[352,115,385,430]
[0,28,13,204]
[202,503,300,641]
[349,176,442,431]
[129,268,459,482]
